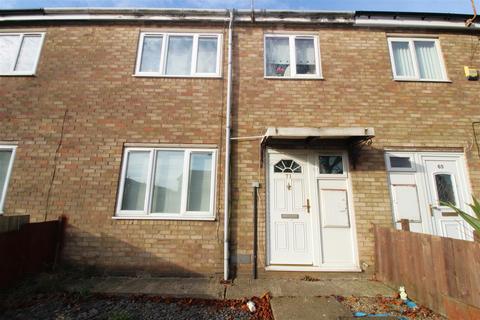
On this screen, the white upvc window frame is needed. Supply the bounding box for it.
[385,152,416,172]
[316,152,348,179]
[134,32,223,78]
[0,145,16,214]
[264,34,322,79]
[115,147,217,220]
[387,37,449,82]
[0,32,45,76]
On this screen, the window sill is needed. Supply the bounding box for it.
[112,215,216,221]
[0,73,36,77]
[264,76,324,80]
[133,74,222,79]
[393,78,452,83]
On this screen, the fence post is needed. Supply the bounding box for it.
[53,215,67,269]
[400,219,410,231]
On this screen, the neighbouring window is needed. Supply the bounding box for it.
[388,37,447,81]
[319,156,344,174]
[135,32,222,77]
[435,173,456,205]
[389,156,412,169]
[116,148,216,219]
[264,34,321,78]
[0,33,44,75]
[386,153,416,172]
[0,146,16,213]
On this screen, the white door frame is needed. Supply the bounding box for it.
[265,148,361,272]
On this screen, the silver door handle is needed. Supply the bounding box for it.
[429,204,439,216]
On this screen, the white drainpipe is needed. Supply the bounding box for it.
[224,8,234,281]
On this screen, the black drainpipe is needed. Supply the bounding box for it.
[252,181,259,279]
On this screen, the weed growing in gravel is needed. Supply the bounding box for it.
[107,310,132,320]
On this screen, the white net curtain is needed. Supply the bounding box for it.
[265,37,290,77]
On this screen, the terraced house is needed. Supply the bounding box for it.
[0,8,479,280]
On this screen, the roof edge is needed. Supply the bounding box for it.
[0,8,477,29]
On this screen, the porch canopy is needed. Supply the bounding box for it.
[260,126,375,168]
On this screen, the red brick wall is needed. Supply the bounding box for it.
[1,21,479,276]
[231,26,480,275]
[0,22,228,275]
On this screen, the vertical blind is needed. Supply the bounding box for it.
[391,39,444,80]
[392,41,415,77]
[415,41,443,80]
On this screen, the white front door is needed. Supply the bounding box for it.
[314,153,358,269]
[268,152,313,265]
[423,156,471,240]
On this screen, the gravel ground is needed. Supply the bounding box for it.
[0,294,254,320]
[336,295,446,320]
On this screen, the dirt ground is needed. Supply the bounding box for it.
[336,295,446,319]
[0,270,445,320]
[0,293,273,320]
[0,270,273,320]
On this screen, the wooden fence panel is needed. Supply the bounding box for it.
[0,218,65,288]
[375,225,480,316]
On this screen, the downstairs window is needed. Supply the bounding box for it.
[116,147,216,220]
[0,146,16,213]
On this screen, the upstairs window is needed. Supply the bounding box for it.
[388,37,448,81]
[264,34,321,78]
[135,32,222,77]
[116,147,217,220]
[0,146,16,213]
[0,33,44,76]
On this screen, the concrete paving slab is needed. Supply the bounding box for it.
[79,276,394,302]
[226,278,394,299]
[270,296,351,320]
[89,277,224,299]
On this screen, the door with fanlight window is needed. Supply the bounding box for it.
[267,152,313,265]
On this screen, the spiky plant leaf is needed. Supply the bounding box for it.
[442,199,480,233]
[467,196,480,220]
